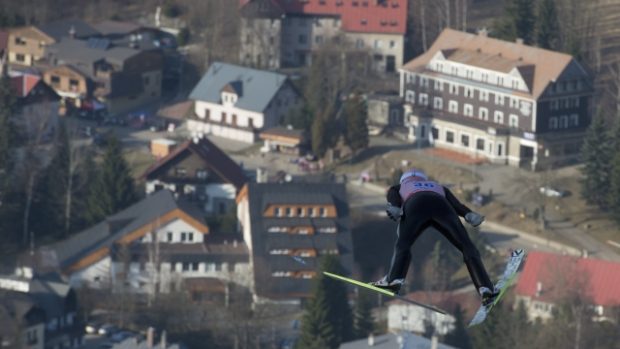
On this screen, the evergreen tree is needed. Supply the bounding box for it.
[0,76,15,175]
[496,0,536,44]
[352,291,374,339]
[343,94,368,154]
[536,0,560,49]
[296,255,353,349]
[85,135,138,224]
[580,113,613,208]
[443,305,471,349]
[609,119,620,222]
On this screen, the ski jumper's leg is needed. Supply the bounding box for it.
[386,195,431,282]
[431,197,494,291]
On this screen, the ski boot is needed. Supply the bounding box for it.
[479,286,500,307]
[369,276,405,295]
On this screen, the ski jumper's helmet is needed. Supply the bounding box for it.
[400,169,428,183]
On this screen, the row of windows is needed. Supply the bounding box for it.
[418,125,505,156]
[274,206,328,218]
[177,262,230,272]
[412,65,524,90]
[272,271,316,279]
[550,97,580,110]
[166,231,196,242]
[406,92,522,127]
[406,78,528,109]
[269,249,315,257]
[267,226,336,234]
[548,115,579,129]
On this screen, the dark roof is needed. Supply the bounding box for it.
[91,20,143,36]
[246,182,353,299]
[47,190,207,270]
[37,19,100,41]
[189,62,291,113]
[142,137,247,190]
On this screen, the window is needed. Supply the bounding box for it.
[374,39,382,49]
[550,100,559,110]
[476,138,485,151]
[389,40,395,48]
[181,232,187,242]
[434,80,443,91]
[14,37,26,45]
[494,111,504,124]
[406,73,414,84]
[167,232,173,242]
[480,90,489,102]
[433,97,443,109]
[479,107,488,120]
[495,94,504,105]
[448,101,458,113]
[297,207,303,216]
[298,34,307,44]
[510,97,519,108]
[509,114,519,127]
[356,38,364,48]
[497,143,503,156]
[419,93,428,106]
[286,207,292,217]
[196,170,208,179]
[188,233,194,242]
[498,77,504,86]
[461,134,470,147]
[175,167,187,176]
[205,108,211,119]
[315,35,323,44]
[320,207,327,217]
[549,117,558,129]
[405,90,415,104]
[15,53,25,62]
[51,75,60,84]
[420,77,429,88]
[446,131,454,143]
[560,115,568,128]
[464,104,474,117]
[310,207,317,217]
[481,73,489,83]
[570,114,579,126]
[192,262,199,271]
[69,79,79,86]
[466,69,473,79]
[512,79,519,89]
[182,262,189,271]
[143,76,150,86]
[464,87,474,98]
[431,127,439,141]
[449,83,458,95]
[275,207,282,217]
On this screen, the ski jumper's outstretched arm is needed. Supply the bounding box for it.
[444,187,472,218]
[386,184,403,207]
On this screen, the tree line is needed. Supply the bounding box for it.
[0,75,139,251]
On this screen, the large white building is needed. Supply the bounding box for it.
[45,190,251,296]
[400,29,593,170]
[187,62,302,143]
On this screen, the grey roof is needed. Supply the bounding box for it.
[339,333,458,349]
[246,182,353,299]
[48,190,207,270]
[112,337,182,349]
[45,38,143,74]
[38,19,100,41]
[189,62,290,113]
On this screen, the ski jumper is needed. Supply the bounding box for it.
[385,177,494,292]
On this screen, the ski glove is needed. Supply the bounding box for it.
[386,203,402,222]
[465,212,485,227]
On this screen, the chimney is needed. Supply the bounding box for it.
[368,333,375,346]
[516,38,524,45]
[147,327,155,348]
[536,282,543,297]
[160,330,167,349]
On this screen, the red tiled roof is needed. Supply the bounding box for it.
[141,137,247,190]
[515,251,620,306]
[240,0,407,34]
[10,74,41,98]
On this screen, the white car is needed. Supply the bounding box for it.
[539,186,567,197]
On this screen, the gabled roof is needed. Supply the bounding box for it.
[239,0,408,35]
[47,190,208,271]
[37,19,100,41]
[515,251,620,306]
[10,74,41,98]
[142,137,247,190]
[403,28,589,99]
[189,62,291,113]
[243,182,353,299]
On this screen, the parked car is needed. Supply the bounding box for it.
[85,322,101,334]
[111,331,135,343]
[539,186,568,197]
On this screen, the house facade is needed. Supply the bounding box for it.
[0,267,82,349]
[10,73,60,140]
[45,190,251,296]
[400,29,594,170]
[238,0,408,73]
[367,92,404,130]
[142,137,247,215]
[236,182,354,304]
[515,251,620,322]
[42,38,163,116]
[188,62,302,143]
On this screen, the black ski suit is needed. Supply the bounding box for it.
[385,184,494,292]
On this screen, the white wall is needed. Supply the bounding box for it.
[141,218,206,244]
[194,100,265,129]
[388,303,455,336]
[188,119,256,143]
[69,256,112,289]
